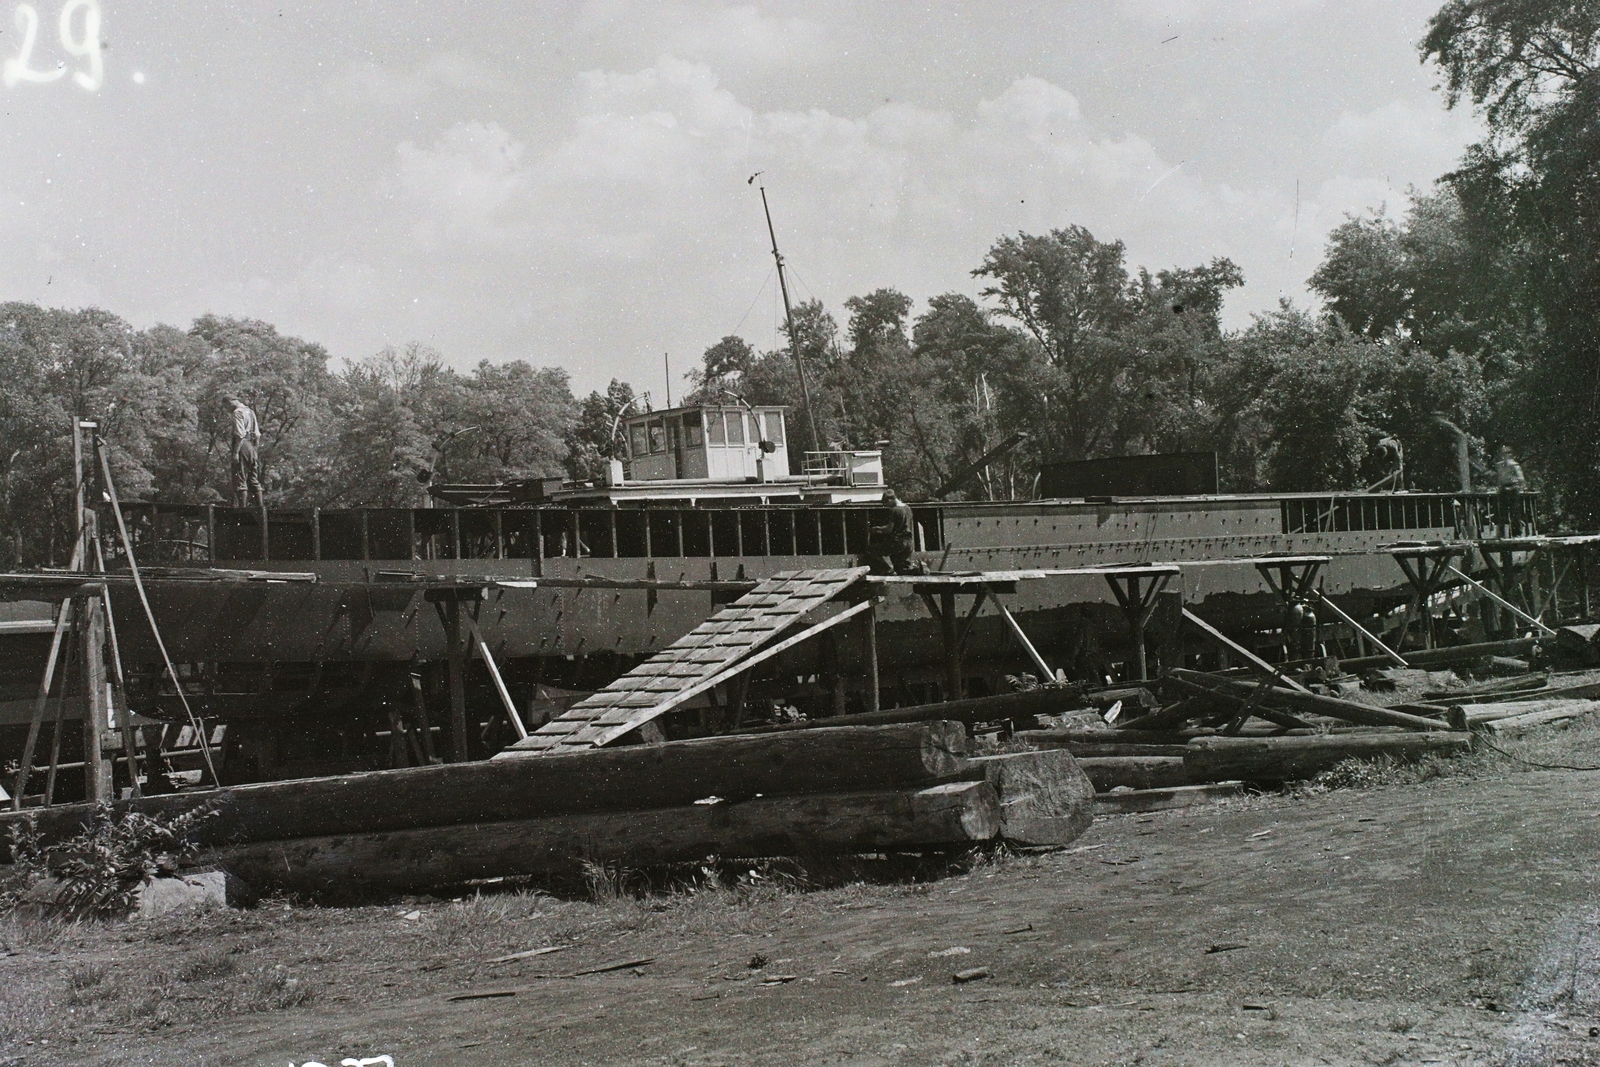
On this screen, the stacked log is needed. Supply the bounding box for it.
[217,782,1002,901]
[964,750,1094,847]
[3,721,1096,900]
[1184,733,1471,783]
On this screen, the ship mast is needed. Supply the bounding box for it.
[752,175,821,452]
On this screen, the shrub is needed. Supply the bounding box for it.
[3,803,219,919]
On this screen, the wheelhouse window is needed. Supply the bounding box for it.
[629,423,649,459]
[648,419,666,453]
[725,410,745,445]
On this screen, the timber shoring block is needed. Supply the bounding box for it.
[209,781,1002,901]
[742,687,1090,733]
[1074,756,1191,792]
[1482,700,1600,736]
[1334,637,1539,674]
[1183,732,1471,784]
[1095,782,1248,815]
[1009,731,1190,758]
[1013,728,1190,749]
[1166,669,1456,732]
[3,721,970,852]
[965,749,1094,847]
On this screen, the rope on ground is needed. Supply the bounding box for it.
[1473,734,1600,772]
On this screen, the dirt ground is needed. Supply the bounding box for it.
[6,729,1600,1067]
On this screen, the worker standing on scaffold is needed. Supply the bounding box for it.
[225,392,264,507]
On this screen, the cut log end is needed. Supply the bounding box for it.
[968,749,1095,847]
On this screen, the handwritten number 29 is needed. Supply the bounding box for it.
[3,1,103,91]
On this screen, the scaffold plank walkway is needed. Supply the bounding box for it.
[506,567,869,754]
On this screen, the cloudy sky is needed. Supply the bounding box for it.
[1,0,1478,395]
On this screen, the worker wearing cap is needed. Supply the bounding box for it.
[226,393,263,507]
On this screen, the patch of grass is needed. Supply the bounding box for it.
[581,858,634,904]
[177,947,237,983]
[66,962,109,1005]
[1290,716,1600,797]
[235,966,316,1012]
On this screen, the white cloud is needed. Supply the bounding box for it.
[396,121,528,243]
[1320,100,1480,188]
[661,5,826,68]
[383,57,1284,354]
[362,51,1475,383]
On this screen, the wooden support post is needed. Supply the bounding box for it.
[443,601,469,762]
[991,593,1054,680]
[1156,591,1184,676]
[1104,571,1174,682]
[461,613,527,740]
[1181,607,1311,693]
[80,591,113,803]
[44,615,81,806]
[12,600,72,809]
[940,591,962,700]
[1582,548,1593,621]
[863,598,880,715]
[409,671,437,763]
[827,626,847,717]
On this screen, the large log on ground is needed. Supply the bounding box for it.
[1334,638,1539,673]
[1168,669,1455,732]
[1075,756,1190,791]
[1457,698,1578,724]
[1483,701,1600,736]
[1013,728,1190,750]
[1095,782,1247,815]
[3,722,969,852]
[744,688,1085,732]
[210,781,1001,901]
[965,750,1094,847]
[1422,673,1549,701]
[1184,732,1471,783]
[1010,732,1190,758]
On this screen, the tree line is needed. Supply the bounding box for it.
[0,0,1592,567]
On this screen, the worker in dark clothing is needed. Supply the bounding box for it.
[864,488,919,575]
[226,393,263,507]
[1494,445,1526,537]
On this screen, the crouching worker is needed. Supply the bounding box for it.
[862,488,923,575]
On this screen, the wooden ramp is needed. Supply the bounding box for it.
[502,568,869,755]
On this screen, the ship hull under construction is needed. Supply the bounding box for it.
[2,487,1580,793]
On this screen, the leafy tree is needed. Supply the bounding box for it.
[447,361,576,484]
[685,336,756,404]
[973,227,1244,467]
[566,379,636,480]
[188,315,339,506]
[1220,306,1485,492]
[1308,210,1412,340]
[1421,0,1600,522]
[323,345,452,507]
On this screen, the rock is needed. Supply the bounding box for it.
[135,871,250,918]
